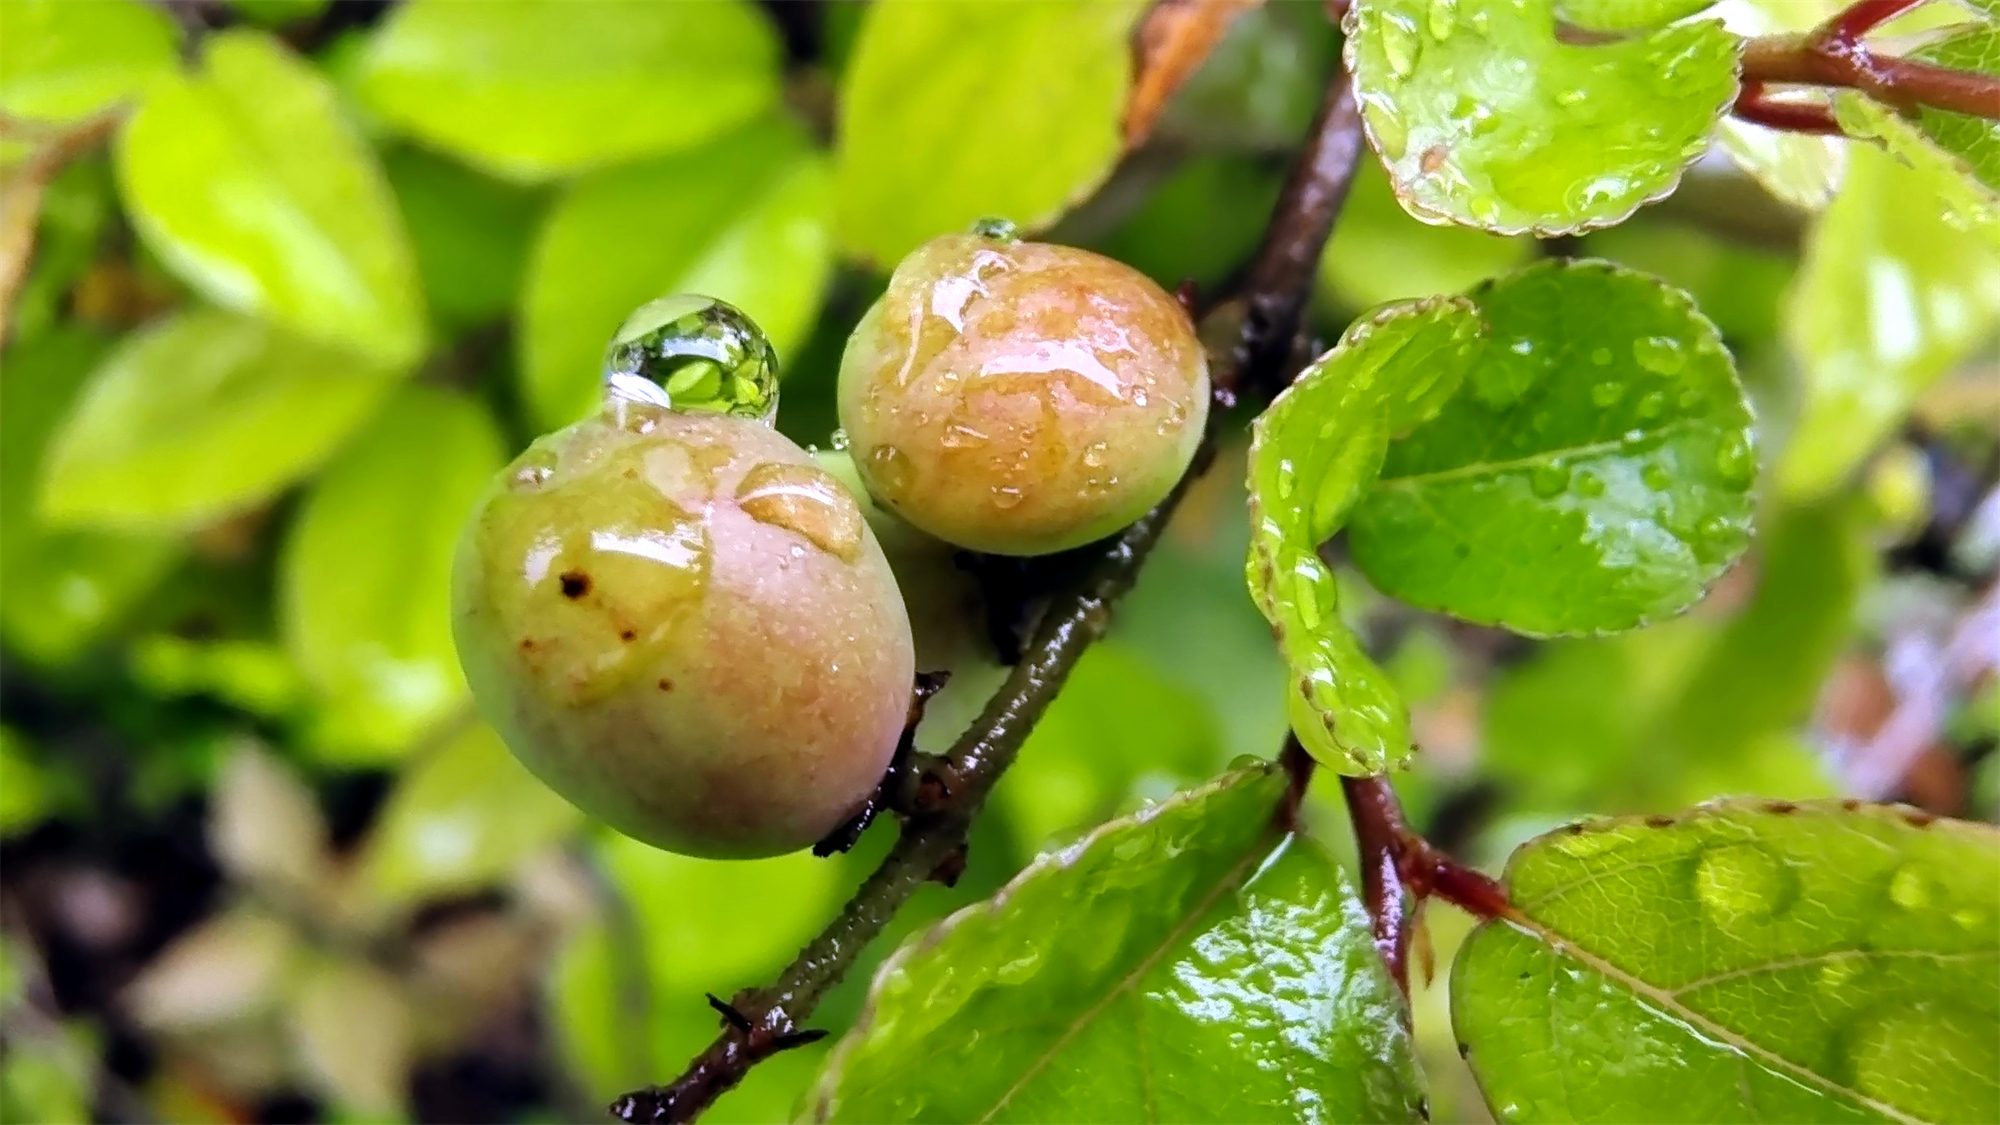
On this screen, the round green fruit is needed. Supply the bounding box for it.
[452,401,915,859]
[837,231,1210,556]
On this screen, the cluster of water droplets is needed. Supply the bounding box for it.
[602,295,779,424]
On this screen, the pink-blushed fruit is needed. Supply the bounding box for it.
[837,231,1209,556]
[452,400,914,859]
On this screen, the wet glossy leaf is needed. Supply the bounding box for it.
[1779,143,2000,501]
[1345,0,1738,235]
[1712,0,1845,211]
[358,722,580,907]
[0,328,179,665]
[836,0,1146,266]
[0,0,178,125]
[1319,158,1533,310]
[1454,801,2000,1124]
[1349,260,1757,636]
[809,765,1426,1124]
[1556,0,1715,31]
[1248,299,1482,773]
[116,31,425,367]
[384,146,544,334]
[280,386,503,759]
[1585,219,1795,345]
[357,0,780,183]
[38,309,401,531]
[520,118,831,427]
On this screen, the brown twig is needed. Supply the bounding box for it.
[0,111,121,345]
[607,53,1366,1125]
[1736,0,2000,132]
[1339,774,1513,998]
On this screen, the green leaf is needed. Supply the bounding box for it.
[808,765,1425,1124]
[383,147,545,334]
[1248,298,1481,773]
[1319,157,1533,311]
[1,327,179,664]
[129,635,307,719]
[1836,92,2000,247]
[116,30,425,367]
[1345,0,1739,234]
[280,385,503,759]
[0,0,178,125]
[1555,0,1715,31]
[1453,801,2000,1124]
[225,0,329,28]
[519,118,832,428]
[1778,143,2000,501]
[357,721,580,908]
[835,0,1146,266]
[1349,259,1757,636]
[1585,219,1795,345]
[357,0,780,183]
[1092,154,1286,293]
[39,309,401,532]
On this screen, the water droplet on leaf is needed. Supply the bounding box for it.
[1636,391,1666,420]
[1426,0,1458,40]
[1714,432,1755,488]
[1641,463,1671,491]
[1591,381,1623,407]
[1633,335,1686,375]
[1887,864,1935,910]
[1379,12,1423,79]
[1530,464,1570,499]
[1694,843,1795,924]
[1573,470,1605,497]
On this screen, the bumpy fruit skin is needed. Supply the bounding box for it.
[838,233,1209,556]
[452,402,914,859]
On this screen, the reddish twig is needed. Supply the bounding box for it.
[1737,0,2000,131]
[608,42,1369,1125]
[1732,82,1843,135]
[1339,774,1512,997]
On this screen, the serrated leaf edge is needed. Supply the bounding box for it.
[1359,257,1759,640]
[1341,4,1746,237]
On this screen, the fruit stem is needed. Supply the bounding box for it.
[607,45,1370,1125]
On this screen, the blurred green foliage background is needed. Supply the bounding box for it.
[0,1,1995,1123]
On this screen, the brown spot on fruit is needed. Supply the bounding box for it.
[560,571,590,599]
[657,678,674,692]
[620,629,637,642]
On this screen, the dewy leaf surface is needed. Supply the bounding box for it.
[1349,259,1757,637]
[807,765,1425,1124]
[0,0,179,125]
[1779,143,2000,501]
[835,0,1145,266]
[279,386,504,760]
[115,31,425,367]
[38,309,402,531]
[1453,801,2000,1124]
[1555,0,1715,32]
[357,0,779,183]
[519,118,831,428]
[1345,0,1738,235]
[1247,300,1482,773]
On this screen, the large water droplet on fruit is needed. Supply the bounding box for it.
[1694,843,1795,925]
[970,216,1019,243]
[604,295,779,423]
[736,462,864,563]
[867,444,914,495]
